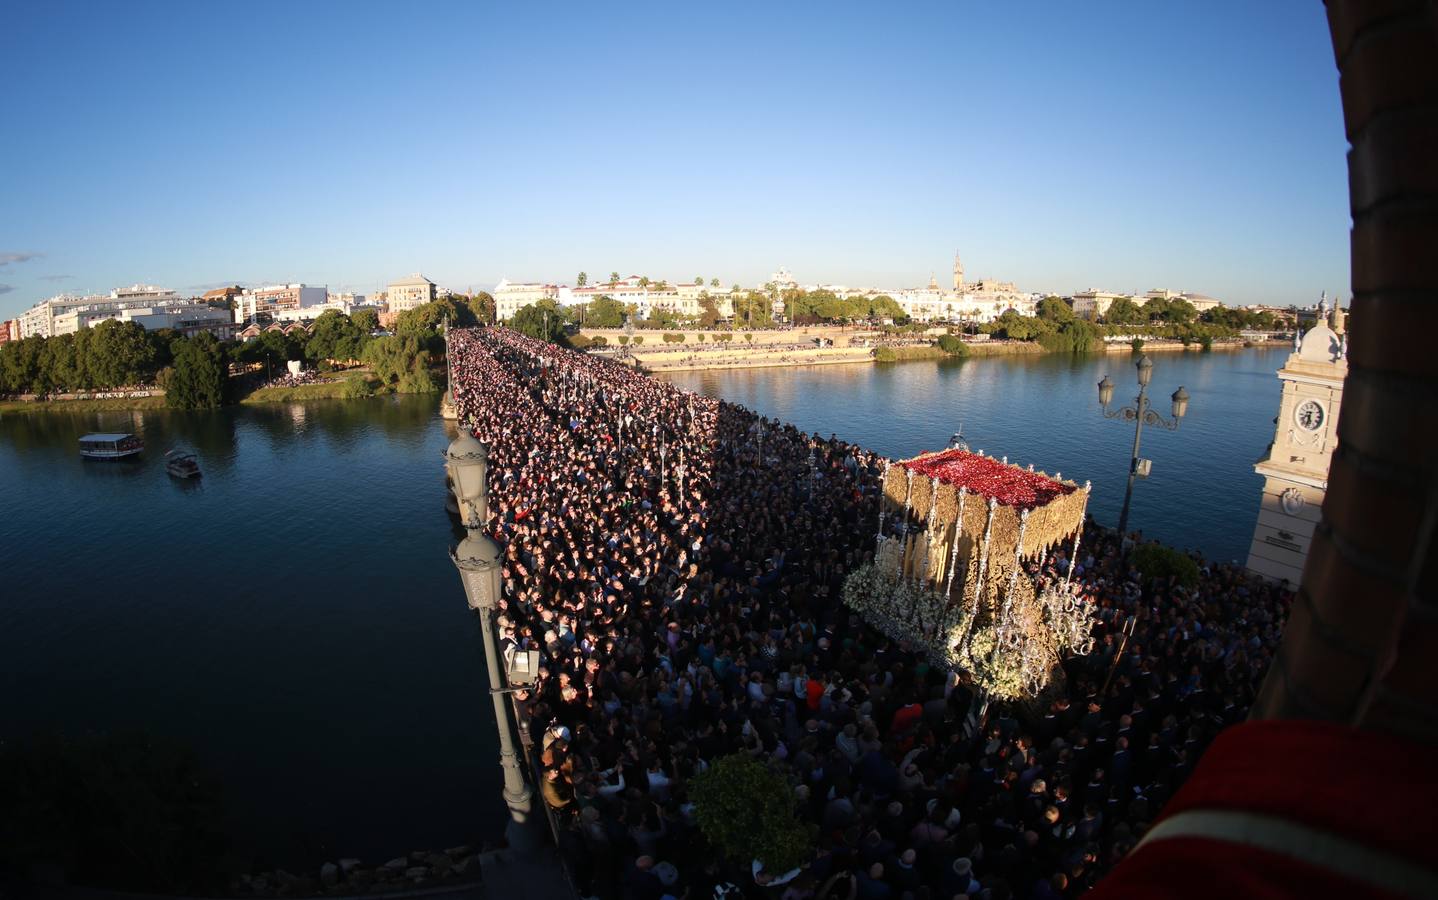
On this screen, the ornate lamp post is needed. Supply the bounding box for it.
[1096,355,1190,541]
[445,432,540,850]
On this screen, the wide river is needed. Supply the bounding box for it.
[0,345,1289,867]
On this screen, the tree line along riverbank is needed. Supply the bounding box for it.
[0,299,489,411]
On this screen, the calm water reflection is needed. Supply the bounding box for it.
[663,346,1291,563]
[0,396,502,867]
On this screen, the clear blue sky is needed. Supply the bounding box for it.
[0,0,1348,318]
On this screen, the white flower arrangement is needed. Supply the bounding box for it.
[843,560,1074,703]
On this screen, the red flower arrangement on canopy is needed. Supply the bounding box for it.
[902,449,1075,511]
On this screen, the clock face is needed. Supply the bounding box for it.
[1295,399,1325,432]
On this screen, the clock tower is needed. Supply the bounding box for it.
[1245,296,1347,585]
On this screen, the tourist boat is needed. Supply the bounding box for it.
[164,450,202,479]
[78,432,143,459]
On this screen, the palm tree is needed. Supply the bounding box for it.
[577,271,588,287]
[610,271,620,285]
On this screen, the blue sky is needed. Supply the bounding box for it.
[0,1,1347,318]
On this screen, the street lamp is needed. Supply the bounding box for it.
[444,431,489,527]
[445,433,540,851]
[1096,355,1189,542]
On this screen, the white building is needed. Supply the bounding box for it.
[1071,290,1133,320]
[493,279,559,321]
[19,286,196,338]
[235,284,328,324]
[110,283,179,302]
[386,274,436,313]
[19,296,91,338]
[326,292,370,311]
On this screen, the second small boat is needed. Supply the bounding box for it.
[165,450,202,479]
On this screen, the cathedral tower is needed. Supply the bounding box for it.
[953,251,964,291]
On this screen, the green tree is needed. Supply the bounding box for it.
[983,310,1050,341]
[262,328,304,362]
[586,295,627,328]
[510,299,566,343]
[690,755,814,873]
[577,271,588,287]
[396,298,474,341]
[610,271,620,284]
[1166,299,1198,325]
[361,335,431,385]
[698,297,721,328]
[1104,297,1145,326]
[733,291,773,329]
[638,276,651,288]
[167,333,228,409]
[869,295,906,322]
[306,310,364,364]
[1038,319,1100,354]
[351,307,380,334]
[0,336,45,394]
[466,292,495,325]
[937,334,968,357]
[85,320,157,388]
[1037,296,1075,323]
[39,333,84,391]
[694,275,703,286]
[1131,542,1201,588]
[710,277,719,288]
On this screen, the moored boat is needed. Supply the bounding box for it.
[79,433,143,459]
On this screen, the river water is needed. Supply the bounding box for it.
[0,396,498,868]
[0,346,1288,867]
[661,346,1291,564]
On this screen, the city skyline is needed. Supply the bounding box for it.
[1,1,1346,318]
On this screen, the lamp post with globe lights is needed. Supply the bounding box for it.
[1096,355,1190,542]
[444,432,540,850]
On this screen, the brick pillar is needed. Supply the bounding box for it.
[1249,1,1438,742]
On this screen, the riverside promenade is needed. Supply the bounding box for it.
[447,326,1292,899]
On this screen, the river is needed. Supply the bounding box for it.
[0,345,1289,867]
[661,346,1291,563]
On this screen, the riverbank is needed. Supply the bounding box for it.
[1,370,444,411]
[622,336,1256,373]
[0,394,168,414]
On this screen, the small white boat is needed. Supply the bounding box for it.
[79,433,143,459]
[165,450,201,479]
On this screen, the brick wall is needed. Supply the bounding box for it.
[1250,0,1438,743]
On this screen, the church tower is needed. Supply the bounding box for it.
[1245,295,1347,585]
[953,251,964,291]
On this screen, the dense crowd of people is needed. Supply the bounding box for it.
[447,326,1292,900]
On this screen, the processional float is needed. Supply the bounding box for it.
[842,448,1094,700]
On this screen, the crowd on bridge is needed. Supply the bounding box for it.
[446,326,1291,900]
